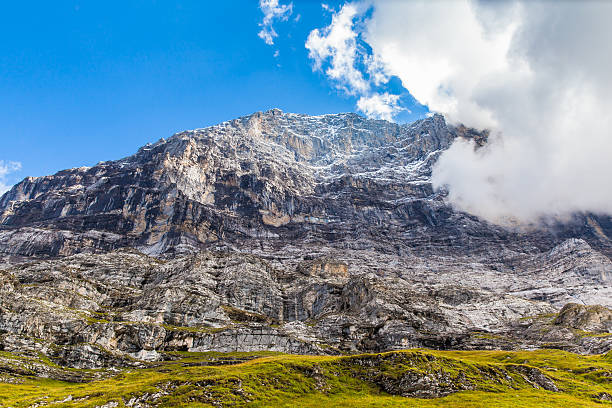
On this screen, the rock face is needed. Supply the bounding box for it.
[554,303,612,333]
[0,109,611,369]
[0,110,457,259]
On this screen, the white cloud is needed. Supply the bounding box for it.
[308,0,612,224]
[0,161,22,195]
[363,0,518,129]
[258,0,293,46]
[306,2,402,120]
[356,93,404,121]
[306,3,369,95]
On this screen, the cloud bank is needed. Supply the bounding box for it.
[258,0,293,46]
[0,161,21,195]
[308,0,612,224]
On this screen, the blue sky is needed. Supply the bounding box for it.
[0,0,427,188]
[3,1,609,222]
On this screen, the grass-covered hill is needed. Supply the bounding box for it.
[1,348,611,407]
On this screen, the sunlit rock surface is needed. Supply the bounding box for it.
[0,109,610,368]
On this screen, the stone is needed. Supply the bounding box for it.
[0,109,610,371]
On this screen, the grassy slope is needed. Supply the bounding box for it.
[0,349,610,407]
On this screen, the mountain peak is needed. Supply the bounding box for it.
[0,109,611,373]
[0,111,456,258]
[264,107,283,116]
[0,109,610,268]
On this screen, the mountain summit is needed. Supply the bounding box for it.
[0,110,610,369]
[4,109,610,259]
[0,109,457,258]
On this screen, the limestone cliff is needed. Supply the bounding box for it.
[0,110,610,369]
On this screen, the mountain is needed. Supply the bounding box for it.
[0,109,610,371]
[1,109,456,258]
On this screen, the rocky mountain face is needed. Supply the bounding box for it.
[0,109,610,370]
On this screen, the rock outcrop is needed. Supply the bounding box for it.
[0,109,610,369]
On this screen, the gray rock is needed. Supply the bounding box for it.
[0,109,610,370]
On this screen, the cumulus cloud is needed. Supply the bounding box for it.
[306,2,403,120]
[357,93,403,121]
[310,0,612,224]
[0,161,22,195]
[306,3,369,94]
[258,0,293,46]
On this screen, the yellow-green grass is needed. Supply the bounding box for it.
[0,349,610,407]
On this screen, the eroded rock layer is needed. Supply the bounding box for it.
[0,110,610,369]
